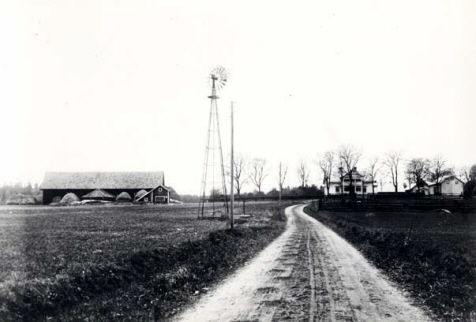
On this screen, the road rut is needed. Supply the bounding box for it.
[173,204,429,322]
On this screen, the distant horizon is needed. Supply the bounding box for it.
[4,157,469,197]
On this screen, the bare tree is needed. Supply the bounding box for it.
[297,160,310,187]
[277,162,288,201]
[459,166,470,184]
[383,151,402,193]
[406,158,431,193]
[232,155,248,197]
[367,156,380,195]
[403,170,412,190]
[459,164,476,184]
[318,151,334,196]
[338,145,362,197]
[471,164,476,181]
[249,158,268,193]
[429,155,454,194]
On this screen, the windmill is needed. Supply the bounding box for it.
[198,66,229,218]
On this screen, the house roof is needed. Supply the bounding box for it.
[408,184,430,191]
[408,180,431,191]
[342,169,364,179]
[427,175,464,187]
[329,180,374,184]
[41,172,164,190]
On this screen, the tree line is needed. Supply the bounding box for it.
[226,155,319,201]
[225,146,475,201]
[315,145,476,198]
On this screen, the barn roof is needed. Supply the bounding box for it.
[41,172,164,190]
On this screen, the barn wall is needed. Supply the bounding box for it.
[42,187,168,204]
[152,186,169,203]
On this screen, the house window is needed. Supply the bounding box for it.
[335,186,340,193]
[455,181,459,185]
[363,186,367,193]
[344,186,350,192]
[356,186,362,192]
[158,187,163,192]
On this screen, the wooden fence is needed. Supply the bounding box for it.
[316,198,476,212]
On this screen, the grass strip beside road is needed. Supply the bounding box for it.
[305,204,476,322]
[0,203,287,322]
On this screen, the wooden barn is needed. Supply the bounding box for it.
[40,172,170,205]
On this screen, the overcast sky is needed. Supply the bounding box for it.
[1,0,475,194]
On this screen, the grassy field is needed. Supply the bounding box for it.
[0,202,287,321]
[305,204,476,322]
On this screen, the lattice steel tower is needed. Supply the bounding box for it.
[198,66,229,218]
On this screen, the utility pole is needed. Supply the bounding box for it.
[230,102,234,230]
[279,162,282,203]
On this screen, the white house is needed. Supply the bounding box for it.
[428,176,464,196]
[327,167,376,195]
[406,176,463,196]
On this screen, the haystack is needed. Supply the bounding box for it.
[60,193,80,204]
[82,189,115,200]
[167,186,181,201]
[6,194,37,205]
[116,191,132,202]
[135,189,148,201]
[52,196,62,203]
[6,194,23,205]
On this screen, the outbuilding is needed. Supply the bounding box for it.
[40,171,170,205]
[428,176,464,196]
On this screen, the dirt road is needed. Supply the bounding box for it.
[174,204,430,322]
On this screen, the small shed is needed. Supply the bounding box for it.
[428,176,464,196]
[135,185,170,204]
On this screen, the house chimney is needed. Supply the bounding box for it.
[352,167,357,172]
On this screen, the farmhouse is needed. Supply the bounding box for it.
[40,171,170,205]
[407,176,463,196]
[326,167,376,195]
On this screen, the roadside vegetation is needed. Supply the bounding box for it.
[305,204,476,322]
[0,202,287,321]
